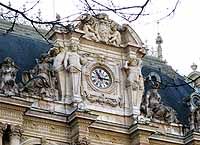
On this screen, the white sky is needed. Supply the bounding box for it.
[1,0,199,76]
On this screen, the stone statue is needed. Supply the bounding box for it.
[141,82,179,123]
[63,42,87,107]
[124,58,144,116]
[109,22,121,46]
[0,57,19,96]
[82,15,100,42]
[22,53,58,99]
[189,107,200,131]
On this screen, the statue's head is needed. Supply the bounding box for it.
[70,41,79,52]
[1,57,18,69]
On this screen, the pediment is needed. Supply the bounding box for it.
[75,13,143,47]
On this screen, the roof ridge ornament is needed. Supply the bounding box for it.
[191,63,198,72]
[156,21,163,61]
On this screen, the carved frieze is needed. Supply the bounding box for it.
[0,104,23,124]
[23,116,69,142]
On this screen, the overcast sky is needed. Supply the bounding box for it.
[1,0,199,76]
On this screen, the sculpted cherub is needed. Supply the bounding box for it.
[82,15,100,41]
[109,23,121,46]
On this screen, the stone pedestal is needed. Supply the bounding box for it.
[10,125,22,145]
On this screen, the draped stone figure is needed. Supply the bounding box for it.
[124,58,144,116]
[63,42,87,107]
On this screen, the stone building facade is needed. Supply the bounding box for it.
[0,13,199,145]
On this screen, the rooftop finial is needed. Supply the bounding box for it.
[191,63,198,72]
[8,1,11,7]
[23,4,26,12]
[156,21,163,61]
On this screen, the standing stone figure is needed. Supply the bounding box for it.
[0,57,19,96]
[124,58,144,116]
[64,42,87,107]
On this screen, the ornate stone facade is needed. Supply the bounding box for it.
[0,13,198,145]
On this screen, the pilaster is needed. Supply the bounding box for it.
[68,111,98,144]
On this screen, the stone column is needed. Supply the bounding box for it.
[10,125,22,145]
[0,123,6,145]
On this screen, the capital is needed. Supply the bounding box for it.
[74,137,90,145]
[10,125,23,137]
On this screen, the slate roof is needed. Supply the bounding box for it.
[0,31,51,82]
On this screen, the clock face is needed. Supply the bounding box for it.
[91,67,112,89]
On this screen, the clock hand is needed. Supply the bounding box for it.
[95,70,102,79]
[102,78,110,81]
